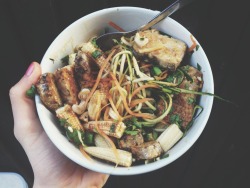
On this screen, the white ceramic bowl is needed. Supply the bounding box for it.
[35,7,214,175]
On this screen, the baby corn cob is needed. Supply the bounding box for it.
[94,134,112,148]
[56,104,83,130]
[157,124,183,152]
[83,121,126,138]
[84,147,132,167]
[80,42,110,73]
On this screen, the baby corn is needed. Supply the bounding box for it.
[84,147,132,167]
[83,121,126,138]
[157,124,183,152]
[94,134,112,148]
[56,104,83,130]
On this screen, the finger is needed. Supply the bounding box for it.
[9,62,42,143]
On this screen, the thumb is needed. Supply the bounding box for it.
[9,62,43,144]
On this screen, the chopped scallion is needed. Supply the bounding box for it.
[26,85,36,98]
[91,50,102,59]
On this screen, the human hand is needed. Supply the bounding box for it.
[9,62,109,188]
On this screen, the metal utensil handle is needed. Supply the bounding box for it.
[139,0,194,31]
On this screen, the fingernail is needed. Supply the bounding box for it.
[25,62,35,77]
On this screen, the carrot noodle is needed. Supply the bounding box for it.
[130,98,154,108]
[108,21,125,32]
[123,115,133,120]
[110,72,154,119]
[140,64,153,69]
[104,106,110,121]
[82,50,116,112]
[79,145,93,162]
[154,70,168,80]
[188,35,197,52]
[131,84,160,99]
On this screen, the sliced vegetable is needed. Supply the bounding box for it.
[83,121,126,139]
[144,94,172,124]
[152,66,162,76]
[157,124,183,152]
[84,147,132,167]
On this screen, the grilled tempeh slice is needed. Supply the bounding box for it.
[131,141,163,160]
[157,124,183,152]
[36,73,62,111]
[54,65,79,105]
[132,29,187,71]
[56,104,83,130]
[84,147,132,167]
[83,121,126,138]
[80,42,110,73]
[74,51,97,89]
[157,65,203,128]
[118,133,144,151]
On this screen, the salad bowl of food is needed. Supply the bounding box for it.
[35,7,214,175]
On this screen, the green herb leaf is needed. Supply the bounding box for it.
[152,66,162,76]
[26,85,36,98]
[59,118,68,126]
[152,130,158,140]
[170,114,182,125]
[179,67,193,83]
[145,133,154,141]
[125,130,138,135]
[84,132,94,145]
[187,97,196,104]
[110,123,116,133]
[161,153,169,159]
[61,55,69,64]
[66,128,84,146]
[165,69,184,85]
[197,63,202,71]
[131,117,142,128]
[195,45,200,51]
[91,38,98,48]
[91,50,102,59]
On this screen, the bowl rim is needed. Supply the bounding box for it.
[35,6,214,175]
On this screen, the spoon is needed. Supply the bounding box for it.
[96,0,195,51]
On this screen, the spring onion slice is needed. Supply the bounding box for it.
[170,87,236,105]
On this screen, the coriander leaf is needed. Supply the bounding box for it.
[110,123,116,133]
[66,128,84,146]
[187,97,196,104]
[197,63,202,71]
[61,55,69,64]
[125,130,138,135]
[91,38,98,48]
[195,45,200,51]
[91,50,102,59]
[84,132,94,145]
[170,114,182,125]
